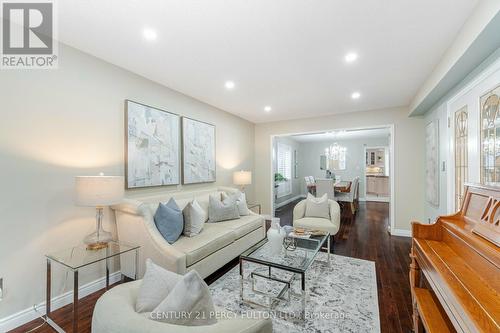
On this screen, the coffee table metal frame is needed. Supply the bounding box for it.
[239,232,330,317]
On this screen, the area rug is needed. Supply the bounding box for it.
[209,253,380,333]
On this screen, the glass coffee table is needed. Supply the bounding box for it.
[239,230,330,317]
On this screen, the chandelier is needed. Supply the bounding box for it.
[324,143,346,160]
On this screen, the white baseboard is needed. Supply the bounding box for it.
[0,271,122,332]
[365,196,390,203]
[390,229,411,237]
[275,195,306,209]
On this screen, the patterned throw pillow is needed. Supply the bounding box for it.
[154,198,184,244]
[208,194,240,222]
[222,191,250,216]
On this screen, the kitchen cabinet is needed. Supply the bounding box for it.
[366,176,389,196]
[366,148,385,167]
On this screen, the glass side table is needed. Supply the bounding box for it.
[45,241,140,333]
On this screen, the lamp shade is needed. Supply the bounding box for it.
[75,176,124,207]
[233,171,252,185]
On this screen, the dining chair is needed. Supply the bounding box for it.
[335,177,359,214]
[316,179,336,200]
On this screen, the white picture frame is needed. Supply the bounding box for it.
[125,100,180,188]
[182,117,216,184]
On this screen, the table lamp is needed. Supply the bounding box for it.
[75,175,124,250]
[233,170,252,192]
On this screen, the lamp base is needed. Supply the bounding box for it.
[84,229,112,250]
[85,207,113,251]
[86,241,109,251]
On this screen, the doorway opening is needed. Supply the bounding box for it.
[270,125,395,233]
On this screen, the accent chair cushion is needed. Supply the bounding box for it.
[294,216,339,235]
[305,193,330,219]
[208,194,240,223]
[182,199,206,237]
[154,198,184,244]
[135,259,182,313]
[151,270,217,326]
[222,191,250,216]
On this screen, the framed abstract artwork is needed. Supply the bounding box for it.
[182,117,216,184]
[425,119,439,206]
[125,100,180,188]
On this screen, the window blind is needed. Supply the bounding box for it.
[277,143,292,197]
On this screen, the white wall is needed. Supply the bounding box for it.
[0,44,255,323]
[422,48,500,223]
[299,137,389,198]
[255,107,425,233]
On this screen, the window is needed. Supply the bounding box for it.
[480,85,500,185]
[454,106,468,210]
[276,142,292,197]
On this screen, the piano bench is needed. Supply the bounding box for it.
[414,288,454,333]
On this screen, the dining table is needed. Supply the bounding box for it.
[334,180,352,193]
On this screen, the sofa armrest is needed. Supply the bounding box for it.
[113,205,187,278]
[293,200,306,222]
[112,199,148,216]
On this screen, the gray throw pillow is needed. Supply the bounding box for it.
[208,194,240,222]
[154,198,184,244]
[183,199,206,237]
[222,191,250,216]
[150,270,217,326]
[136,259,182,313]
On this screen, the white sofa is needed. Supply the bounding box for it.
[112,187,266,279]
[92,280,272,333]
[292,199,341,237]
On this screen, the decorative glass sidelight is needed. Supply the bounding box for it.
[480,85,500,186]
[454,106,468,210]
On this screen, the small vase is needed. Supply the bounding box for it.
[267,218,284,255]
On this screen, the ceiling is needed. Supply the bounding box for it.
[58,0,479,123]
[290,127,390,143]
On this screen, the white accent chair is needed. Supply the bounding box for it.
[335,177,360,214]
[92,281,272,333]
[315,179,336,201]
[292,198,341,247]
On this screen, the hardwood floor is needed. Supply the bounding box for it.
[11,201,412,333]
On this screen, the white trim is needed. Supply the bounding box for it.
[390,229,412,237]
[0,272,122,332]
[275,194,306,208]
[365,196,390,203]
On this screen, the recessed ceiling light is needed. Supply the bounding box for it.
[264,106,272,112]
[351,92,361,99]
[344,52,358,63]
[143,28,157,41]
[224,81,235,90]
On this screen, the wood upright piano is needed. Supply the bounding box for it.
[410,183,500,333]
